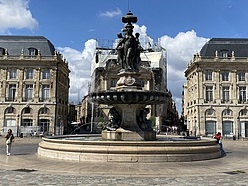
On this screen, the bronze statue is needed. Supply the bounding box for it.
[116,11,142,72]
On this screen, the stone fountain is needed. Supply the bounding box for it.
[89,11,168,141]
[38,11,222,162]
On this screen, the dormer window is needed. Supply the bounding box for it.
[28,47,38,56]
[219,49,228,58]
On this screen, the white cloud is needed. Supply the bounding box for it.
[0,0,38,32]
[99,8,122,18]
[57,39,96,104]
[159,30,209,113]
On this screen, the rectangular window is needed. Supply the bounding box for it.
[8,84,16,101]
[42,70,50,79]
[222,71,229,81]
[28,48,38,56]
[110,80,117,87]
[25,84,33,100]
[206,86,213,101]
[239,86,246,102]
[222,86,230,102]
[205,71,212,81]
[238,72,245,81]
[42,85,50,100]
[26,69,33,79]
[9,69,17,79]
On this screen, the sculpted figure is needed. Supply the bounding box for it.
[116,23,141,72]
[137,108,152,131]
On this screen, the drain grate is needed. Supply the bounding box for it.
[12,168,37,173]
[224,170,246,175]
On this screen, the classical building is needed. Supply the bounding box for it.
[0,36,70,136]
[183,38,248,138]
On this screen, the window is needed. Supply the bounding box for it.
[239,86,246,102]
[240,109,247,116]
[206,86,213,101]
[39,107,49,114]
[23,107,31,114]
[42,70,50,79]
[21,119,33,126]
[9,69,17,79]
[238,72,245,81]
[223,109,232,116]
[42,85,50,101]
[206,109,214,116]
[222,71,229,81]
[25,84,33,100]
[8,84,16,101]
[205,71,212,81]
[26,69,33,79]
[110,79,117,87]
[28,48,38,56]
[222,86,230,102]
[7,107,14,113]
[220,50,228,58]
[222,121,233,136]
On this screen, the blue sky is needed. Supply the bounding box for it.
[1,0,248,114]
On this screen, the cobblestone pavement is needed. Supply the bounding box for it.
[0,137,248,185]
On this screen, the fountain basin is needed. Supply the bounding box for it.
[38,134,221,163]
[89,90,169,105]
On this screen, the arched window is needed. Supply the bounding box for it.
[206,108,215,116]
[22,107,32,114]
[39,107,49,114]
[5,107,15,114]
[240,109,247,116]
[223,109,233,116]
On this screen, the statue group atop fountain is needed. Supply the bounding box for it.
[116,11,143,90]
[116,24,142,72]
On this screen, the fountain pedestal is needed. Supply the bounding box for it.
[102,129,156,141]
[102,102,156,141]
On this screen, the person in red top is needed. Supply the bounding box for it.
[214,132,226,156]
[4,129,15,156]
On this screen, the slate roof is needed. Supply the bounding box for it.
[0,36,55,56]
[200,38,248,57]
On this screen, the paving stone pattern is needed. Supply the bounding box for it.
[0,137,248,185]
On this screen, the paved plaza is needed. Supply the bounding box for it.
[0,137,248,185]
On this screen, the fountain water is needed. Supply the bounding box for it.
[38,11,221,162]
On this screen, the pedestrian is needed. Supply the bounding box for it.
[5,129,15,156]
[213,132,226,156]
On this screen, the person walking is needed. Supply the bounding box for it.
[5,129,15,156]
[214,132,226,156]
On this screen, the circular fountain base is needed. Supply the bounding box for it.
[38,134,221,163]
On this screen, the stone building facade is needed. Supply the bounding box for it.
[183,38,248,138]
[0,36,70,136]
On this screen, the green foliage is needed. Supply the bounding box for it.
[149,115,156,127]
[98,116,107,123]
